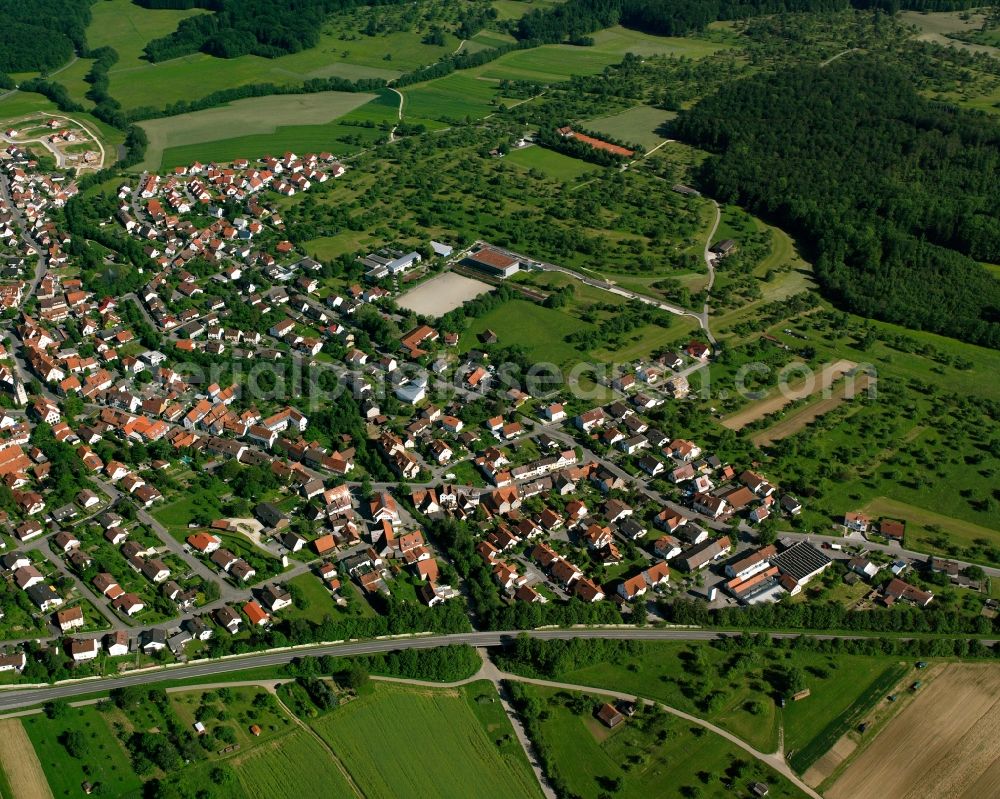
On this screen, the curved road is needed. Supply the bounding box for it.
[0,626,972,712]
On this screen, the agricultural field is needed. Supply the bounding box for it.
[0,719,54,799]
[402,72,507,122]
[49,0,456,111]
[309,681,542,799]
[825,663,1000,799]
[137,91,383,170]
[515,683,806,799]
[231,729,357,799]
[22,707,142,799]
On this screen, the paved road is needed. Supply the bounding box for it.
[0,626,977,711]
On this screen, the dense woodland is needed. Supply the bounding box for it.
[675,57,1000,347]
[515,0,984,43]
[136,0,408,60]
[0,0,94,72]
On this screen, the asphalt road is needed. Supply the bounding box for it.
[0,626,980,712]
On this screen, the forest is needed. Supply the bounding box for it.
[514,0,983,43]
[0,0,94,72]
[136,0,408,61]
[674,57,1000,347]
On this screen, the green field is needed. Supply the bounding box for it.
[62,1,451,111]
[309,681,543,799]
[138,90,383,169]
[505,145,597,180]
[502,640,914,757]
[23,707,143,799]
[460,298,594,368]
[586,105,677,150]
[517,684,806,799]
[232,729,356,799]
[402,72,504,121]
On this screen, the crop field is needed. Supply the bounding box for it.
[585,105,677,150]
[0,720,54,799]
[518,684,805,799]
[786,662,909,774]
[23,707,142,799]
[138,91,380,170]
[720,359,859,431]
[827,663,1000,799]
[402,73,504,121]
[505,145,597,180]
[309,681,542,799]
[752,374,874,446]
[232,728,356,799]
[66,1,435,111]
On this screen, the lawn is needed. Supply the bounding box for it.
[517,684,807,799]
[309,681,542,799]
[138,90,381,170]
[282,572,357,624]
[168,686,295,754]
[460,298,592,369]
[585,105,677,150]
[505,145,597,181]
[231,728,356,799]
[23,707,143,799]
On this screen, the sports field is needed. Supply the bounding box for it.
[137,91,380,170]
[586,105,677,150]
[309,681,542,799]
[828,663,1000,799]
[397,273,493,317]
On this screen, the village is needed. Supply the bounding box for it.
[0,140,983,678]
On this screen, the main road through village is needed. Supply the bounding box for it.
[0,626,985,712]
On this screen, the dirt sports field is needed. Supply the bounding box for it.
[722,359,858,431]
[0,719,54,799]
[828,663,1000,799]
[396,272,492,316]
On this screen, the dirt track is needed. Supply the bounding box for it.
[722,359,858,431]
[828,663,1000,799]
[753,374,872,446]
[0,718,54,799]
